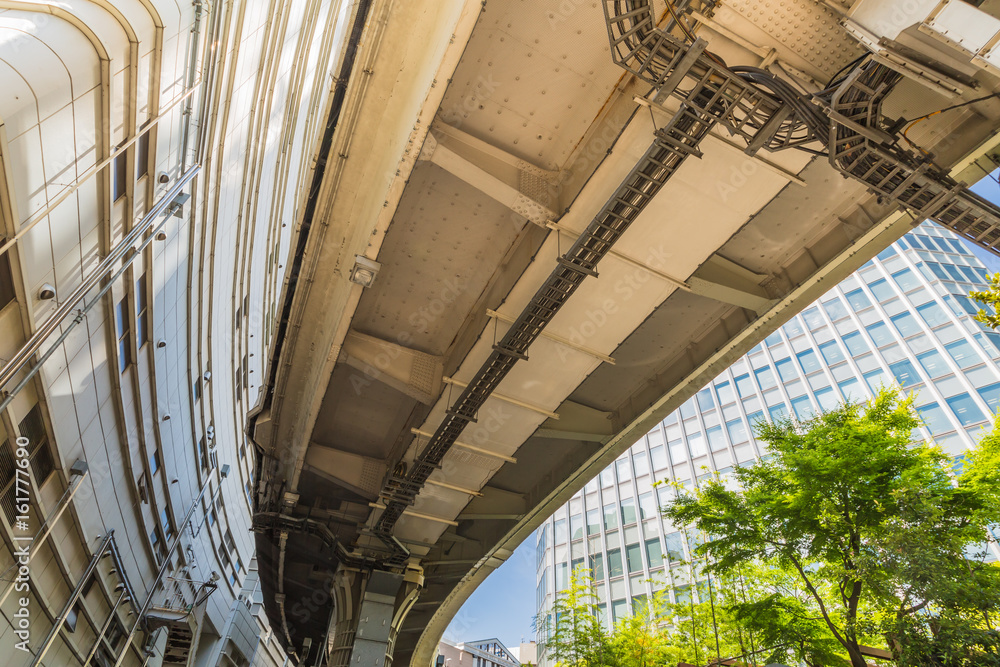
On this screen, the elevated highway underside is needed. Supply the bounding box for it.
[247,0,1000,664]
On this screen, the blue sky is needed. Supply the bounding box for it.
[444,534,537,650]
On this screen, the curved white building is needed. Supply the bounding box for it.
[0,0,350,663]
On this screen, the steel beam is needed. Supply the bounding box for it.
[419,129,558,224]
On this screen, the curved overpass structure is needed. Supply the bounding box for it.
[248,0,1000,665]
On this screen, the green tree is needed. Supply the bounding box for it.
[543,567,612,667]
[664,388,1000,667]
[971,273,1000,329]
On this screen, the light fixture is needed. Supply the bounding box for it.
[38,283,56,300]
[155,231,167,241]
[163,414,171,421]
[157,339,167,348]
[220,464,230,479]
[349,255,381,288]
[203,371,211,382]
[157,171,170,184]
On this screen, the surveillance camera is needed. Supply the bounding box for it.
[38,283,56,300]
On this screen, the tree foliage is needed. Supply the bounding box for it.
[664,388,1000,666]
[542,389,1000,666]
[970,272,1000,329]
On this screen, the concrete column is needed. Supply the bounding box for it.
[327,566,423,667]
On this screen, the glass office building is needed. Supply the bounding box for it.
[535,221,1000,663]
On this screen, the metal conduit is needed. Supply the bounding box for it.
[30,532,115,667]
[827,60,1000,251]
[0,167,201,415]
[113,468,218,667]
[82,589,130,667]
[371,0,1000,557]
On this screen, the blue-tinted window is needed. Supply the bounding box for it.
[916,301,950,328]
[755,366,777,391]
[679,399,697,419]
[797,349,821,374]
[932,237,953,253]
[746,410,765,428]
[783,318,804,338]
[842,331,869,357]
[877,245,897,260]
[839,378,863,402]
[889,360,920,387]
[823,298,848,321]
[944,264,964,282]
[891,312,922,338]
[725,419,748,444]
[866,322,894,347]
[917,402,952,435]
[735,374,755,398]
[946,393,986,426]
[814,387,839,411]
[960,266,979,283]
[927,263,949,280]
[706,426,726,451]
[715,381,735,405]
[664,533,684,561]
[987,332,1000,355]
[764,331,783,347]
[791,395,813,420]
[868,279,895,302]
[956,296,980,316]
[892,269,920,292]
[818,341,845,365]
[948,238,966,254]
[977,382,1000,414]
[916,349,949,378]
[607,548,624,577]
[943,295,964,318]
[945,340,979,369]
[863,369,888,395]
[897,237,909,250]
[775,358,798,382]
[768,403,788,423]
[696,388,715,411]
[845,289,871,311]
[802,307,824,330]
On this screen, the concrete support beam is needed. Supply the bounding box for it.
[340,329,444,404]
[535,399,614,443]
[688,255,776,315]
[303,445,388,500]
[460,485,527,519]
[419,124,559,224]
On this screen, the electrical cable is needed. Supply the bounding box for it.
[902,90,1000,146]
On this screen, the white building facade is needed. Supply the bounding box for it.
[535,221,1000,664]
[0,0,353,664]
